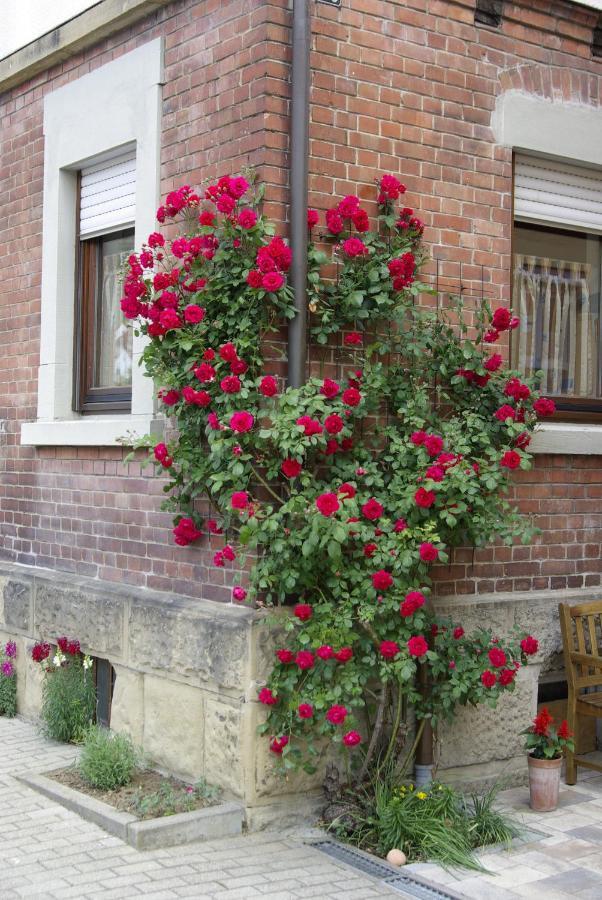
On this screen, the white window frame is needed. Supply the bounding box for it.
[493,90,602,455]
[21,38,164,447]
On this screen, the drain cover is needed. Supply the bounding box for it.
[310,839,464,899]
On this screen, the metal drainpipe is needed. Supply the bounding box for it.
[287,0,311,388]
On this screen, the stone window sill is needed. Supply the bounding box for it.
[531,423,602,455]
[20,416,163,447]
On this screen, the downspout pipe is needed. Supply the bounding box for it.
[287,0,311,388]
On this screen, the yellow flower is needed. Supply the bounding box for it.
[417,791,428,800]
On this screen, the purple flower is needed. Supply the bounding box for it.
[1,661,14,677]
[5,641,16,659]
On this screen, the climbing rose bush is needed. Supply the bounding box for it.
[122,172,549,774]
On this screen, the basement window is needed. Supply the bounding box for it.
[474,0,503,28]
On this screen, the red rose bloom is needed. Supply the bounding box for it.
[533,397,556,417]
[320,378,340,398]
[334,647,353,663]
[231,491,249,509]
[160,389,180,406]
[372,570,393,591]
[281,458,302,478]
[258,687,278,706]
[394,518,407,533]
[342,237,368,258]
[504,377,531,402]
[246,269,263,288]
[31,641,51,663]
[270,735,289,754]
[500,450,521,470]
[514,431,531,449]
[296,650,315,670]
[307,209,319,228]
[520,635,539,655]
[297,415,323,436]
[419,542,439,563]
[199,210,216,227]
[342,387,361,407]
[173,517,202,546]
[407,636,429,657]
[363,543,377,558]
[481,670,496,688]
[57,636,69,652]
[298,703,314,719]
[411,430,426,445]
[262,271,285,292]
[415,487,436,508]
[219,342,238,362]
[259,375,278,397]
[424,434,443,457]
[326,705,348,725]
[316,493,340,517]
[488,647,507,668]
[184,304,205,324]
[343,331,363,346]
[380,640,400,659]
[484,353,503,372]
[492,307,511,331]
[276,649,294,664]
[324,413,344,435]
[194,362,216,383]
[484,328,500,343]
[326,210,344,235]
[425,465,445,482]
[453,626,464,639]
[338,482,356,500]
[343,730,362,747]
[294,603,313,621]
[498,668,516,686]
[400,591,425,617]
[495,404,516,422]
[237,208,257,229]
[316,645,334,660]
[229,411,254,433]
[352,209,369,232]
[362,498,384,520]
[221,375,242,394]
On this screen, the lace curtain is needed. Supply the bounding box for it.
[513,254,596,397]
[97,248,132,388]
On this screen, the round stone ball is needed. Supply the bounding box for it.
[386,848,406,867]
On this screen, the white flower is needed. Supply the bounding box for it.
[82,655,93,670]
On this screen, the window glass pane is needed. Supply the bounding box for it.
[512,224,601,401]
[95,232,134,389]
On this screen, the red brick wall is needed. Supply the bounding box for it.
[0,0,601,601]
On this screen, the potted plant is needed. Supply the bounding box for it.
[522,707,574,811]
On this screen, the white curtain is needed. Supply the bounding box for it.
[514,254,593,397]
[97,249,132,388]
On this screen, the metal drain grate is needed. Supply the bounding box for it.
[310,839,463,899]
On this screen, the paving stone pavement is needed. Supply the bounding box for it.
[1,717,399,900]
[6,716,602,900]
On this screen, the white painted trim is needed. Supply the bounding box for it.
[21,416,163,447]
[492,91,602,170]
[531,423,602,455]
[21,38,164,448]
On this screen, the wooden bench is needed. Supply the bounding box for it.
[559,600,602,785]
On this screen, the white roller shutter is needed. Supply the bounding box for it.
[514,154,602,234]
[79,149,136,237]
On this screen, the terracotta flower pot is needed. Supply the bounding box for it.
[528,753,562,811]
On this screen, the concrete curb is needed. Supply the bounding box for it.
[18,771,244,850]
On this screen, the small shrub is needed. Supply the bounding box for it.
[33,638,96,742]
[79,726,138,790]
[465,783,521,849]
[129,777,221,819]
[0,640,17,717]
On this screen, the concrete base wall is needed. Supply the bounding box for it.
[0,562,324,827]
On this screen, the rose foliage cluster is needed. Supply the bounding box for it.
[122,172,549,774]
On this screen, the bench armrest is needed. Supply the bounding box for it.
[570,652,602,669]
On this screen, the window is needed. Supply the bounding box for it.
[75,151,136,414]
[21,39,163,446]
[513,154,602,418]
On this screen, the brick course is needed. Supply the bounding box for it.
[0,0,600,600]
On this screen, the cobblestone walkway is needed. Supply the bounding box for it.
[1,717,396,900]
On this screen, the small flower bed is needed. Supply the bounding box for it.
[328,779,521,870]
[0,640,17,717]
[32,637,95,743]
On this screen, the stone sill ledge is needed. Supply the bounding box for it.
[0,0,171,94]
[20,415,164,447]
[531,423,602,456]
